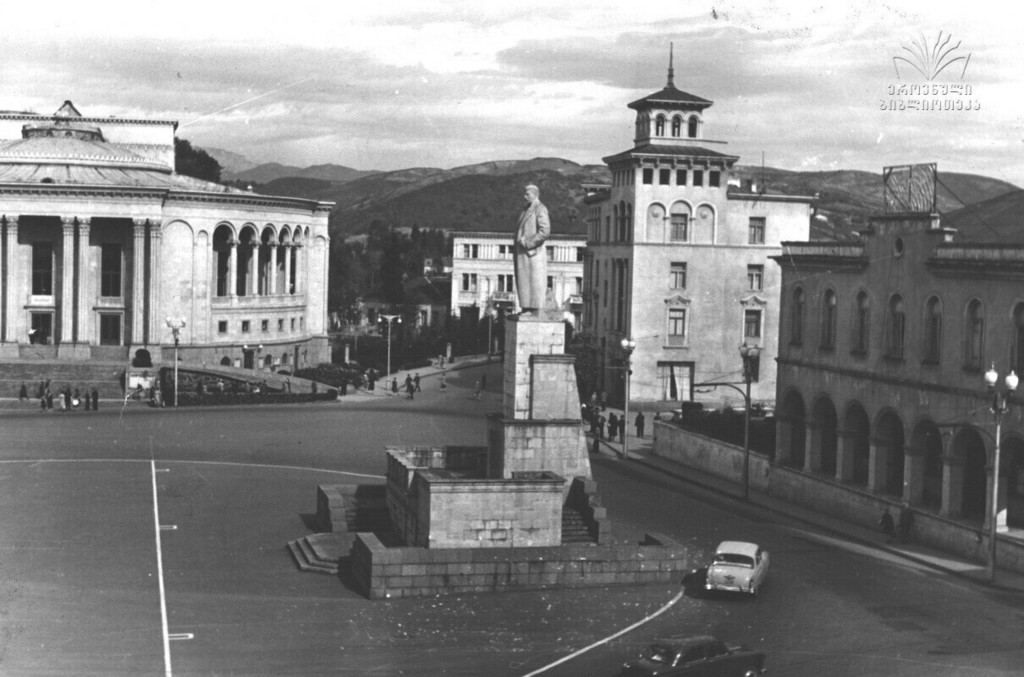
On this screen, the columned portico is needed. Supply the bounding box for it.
[837,428,856,482]
[148,220,162,344]
[904,444,926,506]
[868,436,888,494]
[2,217,18,348]
[941,452,965,519]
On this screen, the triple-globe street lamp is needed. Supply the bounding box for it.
[983,363,1017,582]
[165,316,186,407]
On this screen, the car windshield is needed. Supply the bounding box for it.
[713,553,754,567]
[644,645,676,663]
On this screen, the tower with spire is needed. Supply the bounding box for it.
[580,46,815,411]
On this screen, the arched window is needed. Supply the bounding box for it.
[655,115,666,136]
[854,291,870,354]
[924,296,943,363]
[1014,303,1024,374]
[790,287,805,345]
[887,294,906,359]
[671,115,682,137]
[687,115,699,138]
[820,289,837,349]
[668,202,690,242]
[965,299,985,369]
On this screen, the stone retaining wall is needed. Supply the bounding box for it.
[350,531,696,599]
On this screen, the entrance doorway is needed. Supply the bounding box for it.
[30,312,53,344]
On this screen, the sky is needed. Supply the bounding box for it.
[2,0,1022,185]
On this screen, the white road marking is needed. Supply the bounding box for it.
[150,459,173,677]
[519,590,684,677]
[0,457,384,479]
[160,525,178,531]
[168,633,194,641]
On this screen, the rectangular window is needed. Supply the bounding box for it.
[603,279,608,307]
[709,171,721,187]
[692,170,704,186]
[291,318,296,330]
[498,244,512,258]
[659,169,671,185]
[747,264,764,291]
[99,314,121,346]
[241,320,251,333]
[657,361,694,402]
[668,308,687,346]
[31,242,53,295]
[676,169,688,186]
[462,273,478,291]
[278,318,284,331]
[744,309,762,339]
[576,247,584,262]
[300,317,304,330]
[461,244,479,259]
[546,247,554,261]
[670,262,687,289]
[261,319,269,332]
[100,243,122,297]
[748,217,766,244]
[574,277,582,294]
[670,213,689,242]
[218,321,228,334]
[498,274,514,292]
[547,276,554,290]
[642,168,653,184]
[462,244,469,258]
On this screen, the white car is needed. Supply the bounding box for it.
[705,541,769,596]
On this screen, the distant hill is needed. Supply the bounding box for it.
[943,189,1024,242]
[204,147,259,175]
[212,149,1018,242]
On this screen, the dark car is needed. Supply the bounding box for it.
[618,634,765,676]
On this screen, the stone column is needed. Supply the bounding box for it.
[867,436,889,493]
[284,243,293,294]
[293,243,303,295]
[228,238,238,299]
[804,421,820,473]
[836,428,857,482]
[249,241,260,296]
[131,219,147,345]
[269,244,278,295]
[60,217,76,344]
[2,217,18,345]
[76,218,92,345]
[940,451,964,518]
[903,444,925,505]
[148,220,162,344]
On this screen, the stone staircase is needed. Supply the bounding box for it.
[0,359,127,400]
[287,533,354,575]
[561,506,596,544]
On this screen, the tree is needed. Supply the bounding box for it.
[175,138,223,183]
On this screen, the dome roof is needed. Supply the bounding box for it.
[0,136,169,172]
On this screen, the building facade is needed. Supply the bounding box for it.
[774,166,1023,532]
[581,59,813,409]
[450,231,584,327]
[0,102,333,372]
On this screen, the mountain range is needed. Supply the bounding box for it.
[206,148,1021,242]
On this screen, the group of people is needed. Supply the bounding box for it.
[393,373,423,399]
[585,405,646,443]
[879,504,915,544]
[23,381,100,412]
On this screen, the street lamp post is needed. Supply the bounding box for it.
[487,307,498,360]
[380,314,401,382]
[165,316,186,407]
[619,338,637,459]
[984,363,1017,582]
[740,343,762,501]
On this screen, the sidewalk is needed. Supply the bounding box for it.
[591,405,1024,594]
[344,353,496,401]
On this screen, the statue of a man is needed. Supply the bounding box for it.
[514,184,550,315]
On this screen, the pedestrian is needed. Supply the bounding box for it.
[406,377,415,400]
[40,388,46,411]
[618,416,626,444]
[391,378,399,397]
[897,503,914,543]
[440,372,447,392]
[367,369,376,391]
[592,432,600,455]
[608,413,618,441]
[83,387,91,410]
[36,381,45,400]
[63,387,72,412]
[91,388,99,411]
[73,388,82,409]
[879,507,895,543]
[414,373,421,392]
[340,377,348,396]
[474,380,481,400]
[600,391,607,411]
[597,413,606,440]
[46,388,54,411]
[19,382,28,402]
[635,411,646,439]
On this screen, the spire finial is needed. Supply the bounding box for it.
[667,42,675,88]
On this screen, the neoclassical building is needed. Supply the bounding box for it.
[580,55,813,408]
[774,165,1023,532]
[0,101,332,372]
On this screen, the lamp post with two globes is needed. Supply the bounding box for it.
[619,337,637,459]
[380,314,402,383]
[983,363,1017,582]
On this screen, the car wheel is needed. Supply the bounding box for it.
[742,667,761,677]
